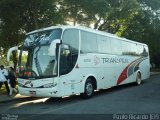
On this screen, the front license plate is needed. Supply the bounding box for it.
[30,91,36,96]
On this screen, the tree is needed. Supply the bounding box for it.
[96,0,160,63]
[0,0,160,68]
[0,0,64,68]
[20,0,64,32]
[58,0,109,27]
[0,0,24,67]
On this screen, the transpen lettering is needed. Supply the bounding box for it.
[101,57,128,63]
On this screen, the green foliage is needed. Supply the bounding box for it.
[0,0,64,67]
[139,0,160,10]
[19,0,64,31]
[98,0,140,33]
[0,0,64,48]
[58,0,109,27]
[0,0,160,66]
[96,0,160,59]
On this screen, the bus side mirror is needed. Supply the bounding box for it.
[7,46,18,62]
[61,44,70,56]
[48,39,61,56]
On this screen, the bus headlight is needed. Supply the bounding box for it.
[43,83,57,88]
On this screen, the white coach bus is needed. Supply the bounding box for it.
[7,25,150,98]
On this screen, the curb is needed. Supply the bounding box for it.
[150,72,160,76]
[0,94,29,103]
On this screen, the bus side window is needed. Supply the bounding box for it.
[110,38,122,55]
[81,31,98,53]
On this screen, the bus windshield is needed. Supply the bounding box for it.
[18,29,62,79]
[18,45,58,79]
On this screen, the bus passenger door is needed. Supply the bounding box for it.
[59,44,80,96]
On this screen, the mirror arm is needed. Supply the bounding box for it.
[7,46,18,62]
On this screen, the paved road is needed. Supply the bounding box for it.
[0,74,160,120]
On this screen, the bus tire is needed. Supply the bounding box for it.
[81,78,94,99]
[136,72,141,85]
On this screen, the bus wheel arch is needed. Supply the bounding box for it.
[81,76,97,98]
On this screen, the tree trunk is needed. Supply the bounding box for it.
[12,51,17,71]
[94,17,101,29]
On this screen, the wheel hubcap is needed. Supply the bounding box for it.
[86,83,93,96]
[137,74,141,85]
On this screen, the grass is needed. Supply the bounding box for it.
[0,84,8,95]
[0,84,18,95]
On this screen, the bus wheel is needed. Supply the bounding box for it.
[81,78,94,99]
[136,72,141,85]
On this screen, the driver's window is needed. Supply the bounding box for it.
[60,44,72,75]
[60,29,79,75]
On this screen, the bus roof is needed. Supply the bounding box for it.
[26,25,147,46]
